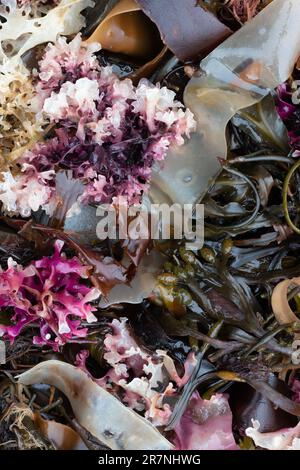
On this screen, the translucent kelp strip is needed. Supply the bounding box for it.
[18,360,174,450]
[151,0,300,205]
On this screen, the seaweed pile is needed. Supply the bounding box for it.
[1,0,300,451]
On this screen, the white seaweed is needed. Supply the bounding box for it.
[0,0,94,64]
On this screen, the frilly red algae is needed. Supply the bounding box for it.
[0,240,100,349]
[18,360,174,450]
[151,0,300,206]
[0,32,195,217]
[78,317,197,427]
[0,0,93,63]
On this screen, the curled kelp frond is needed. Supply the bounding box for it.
[85,0,163,61]
[83,0,169,82]
[271,277,300,324]
[18,360,174,450]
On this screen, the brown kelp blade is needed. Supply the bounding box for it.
[85,0,162,60]
[136,0,232,61]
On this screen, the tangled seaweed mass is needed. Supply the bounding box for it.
[2,0,300,453]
